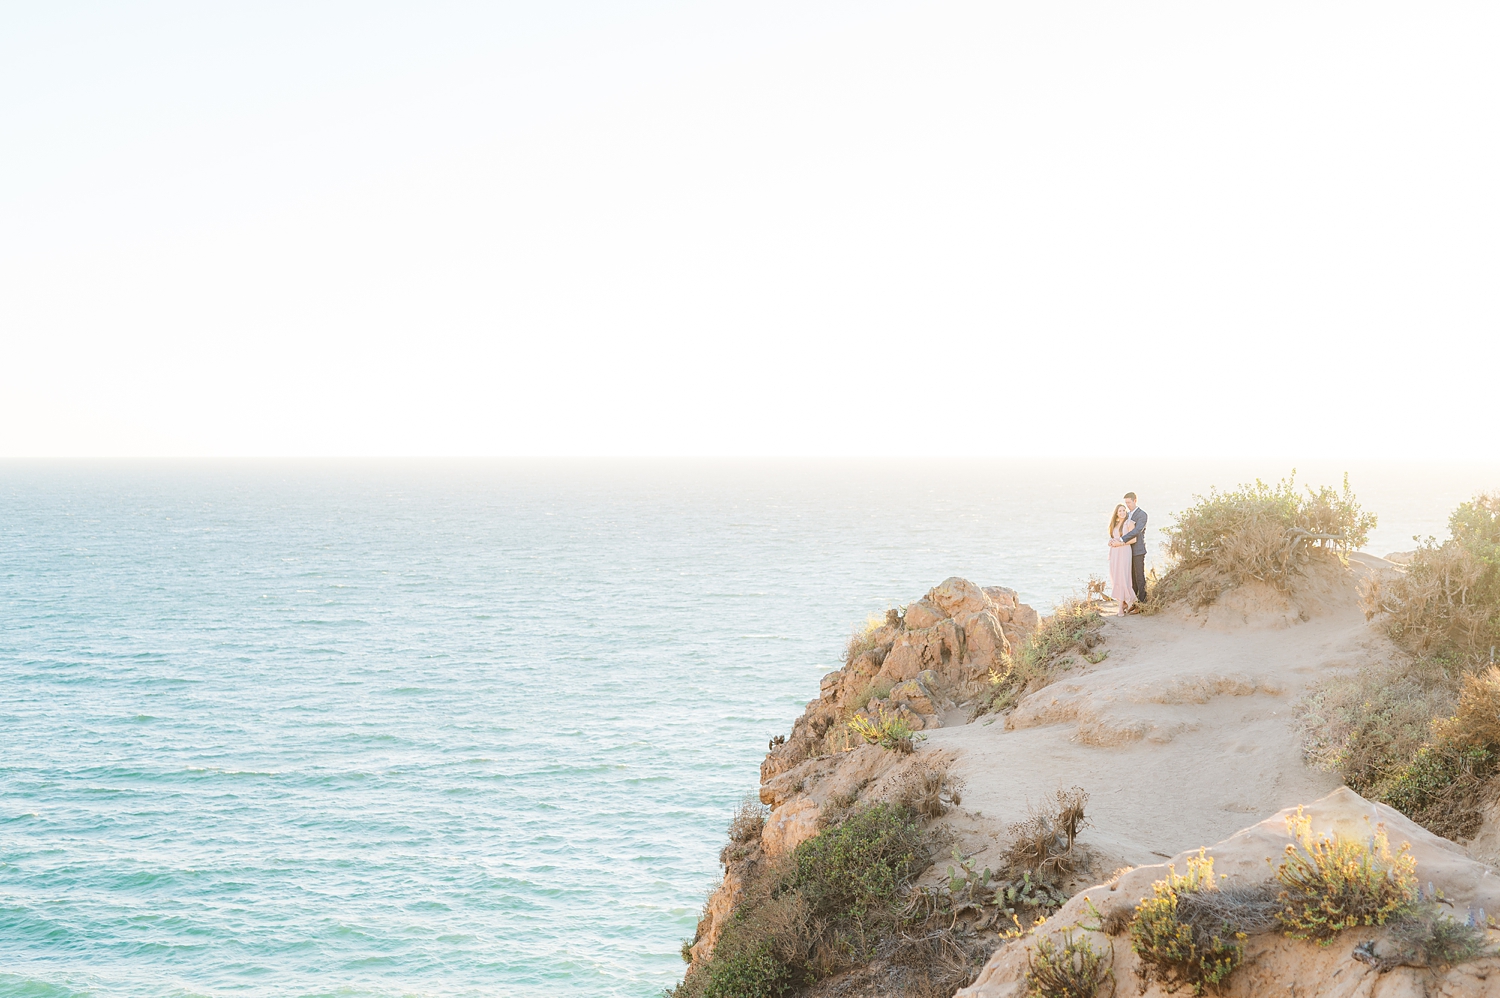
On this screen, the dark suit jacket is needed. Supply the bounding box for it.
[1121,507,1147,556]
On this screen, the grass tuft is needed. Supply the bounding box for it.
[885,756,963,820]
[1025,929,1113,998]
[728,794,769,844]
[977,599,1103,716]
[845,614,891,666]
[1005,787,1090,882]
[1385,904,1496,969]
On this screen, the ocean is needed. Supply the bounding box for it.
[3,459,1496,997]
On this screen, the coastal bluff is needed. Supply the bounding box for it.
[697,578,1040,967]
[678,571,1500,998]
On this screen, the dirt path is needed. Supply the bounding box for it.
[925,567,1401,868]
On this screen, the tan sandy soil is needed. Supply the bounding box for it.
[926,560,1403,872]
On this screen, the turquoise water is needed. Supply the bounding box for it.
[3,460,1496,997]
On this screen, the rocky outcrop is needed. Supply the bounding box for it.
[687,578,1040,974]
[889,675,939,717]
[758,580,1038,783]
[929,577,994,619]
[761,798,820,857]
[958,788,1500,998]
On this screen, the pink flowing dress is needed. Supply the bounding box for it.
[1108,525,1135,610]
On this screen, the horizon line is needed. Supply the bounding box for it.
[2,454,1497,465]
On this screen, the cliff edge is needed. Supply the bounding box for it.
[676,567,1500,997]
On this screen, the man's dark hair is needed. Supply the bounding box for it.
[1123,492,1137,501]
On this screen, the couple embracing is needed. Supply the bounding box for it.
[1107,492,1147,615]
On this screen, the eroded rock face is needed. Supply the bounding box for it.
[688,862,747,966]
[932,618,966,675]
[760,703,838,783]
[878,640,924,684]
[887,681,932,714]
[983,585,1019,612]
[929,577,993,619]
[881,619,967,683]
[957,609,1010,679]
[904,598,947,630]
[687,578,1039,973]
[889,702,926,731]
[889,675,939,717]
[762,798,820,857]
[847,649,883,682]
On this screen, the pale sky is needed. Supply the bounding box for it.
[3,3,1496,458]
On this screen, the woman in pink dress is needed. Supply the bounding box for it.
[1108,503,1138,614]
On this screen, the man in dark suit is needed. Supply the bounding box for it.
[1120,492,1148,608]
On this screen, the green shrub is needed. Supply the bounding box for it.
[673,802,945,996]
[1129,851,1261,995]
[1363,493,1500,659]
[1272,807,1416,945]
[672,859,814,998]
[1025,929,1113,998]
[1378,741,1495,841]
[1298,658,1459,796]
[1305,664,1500,841]
[848,708,917,753]
[1385,904,1495,969]
[1376,678,1499,840]
[791,802,930,923]
[701,943,794,998]
[1155,473,1375,607]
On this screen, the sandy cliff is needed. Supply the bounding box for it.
[682,563,1500,996]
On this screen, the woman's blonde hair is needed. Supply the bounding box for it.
[1109,504,1129,536]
